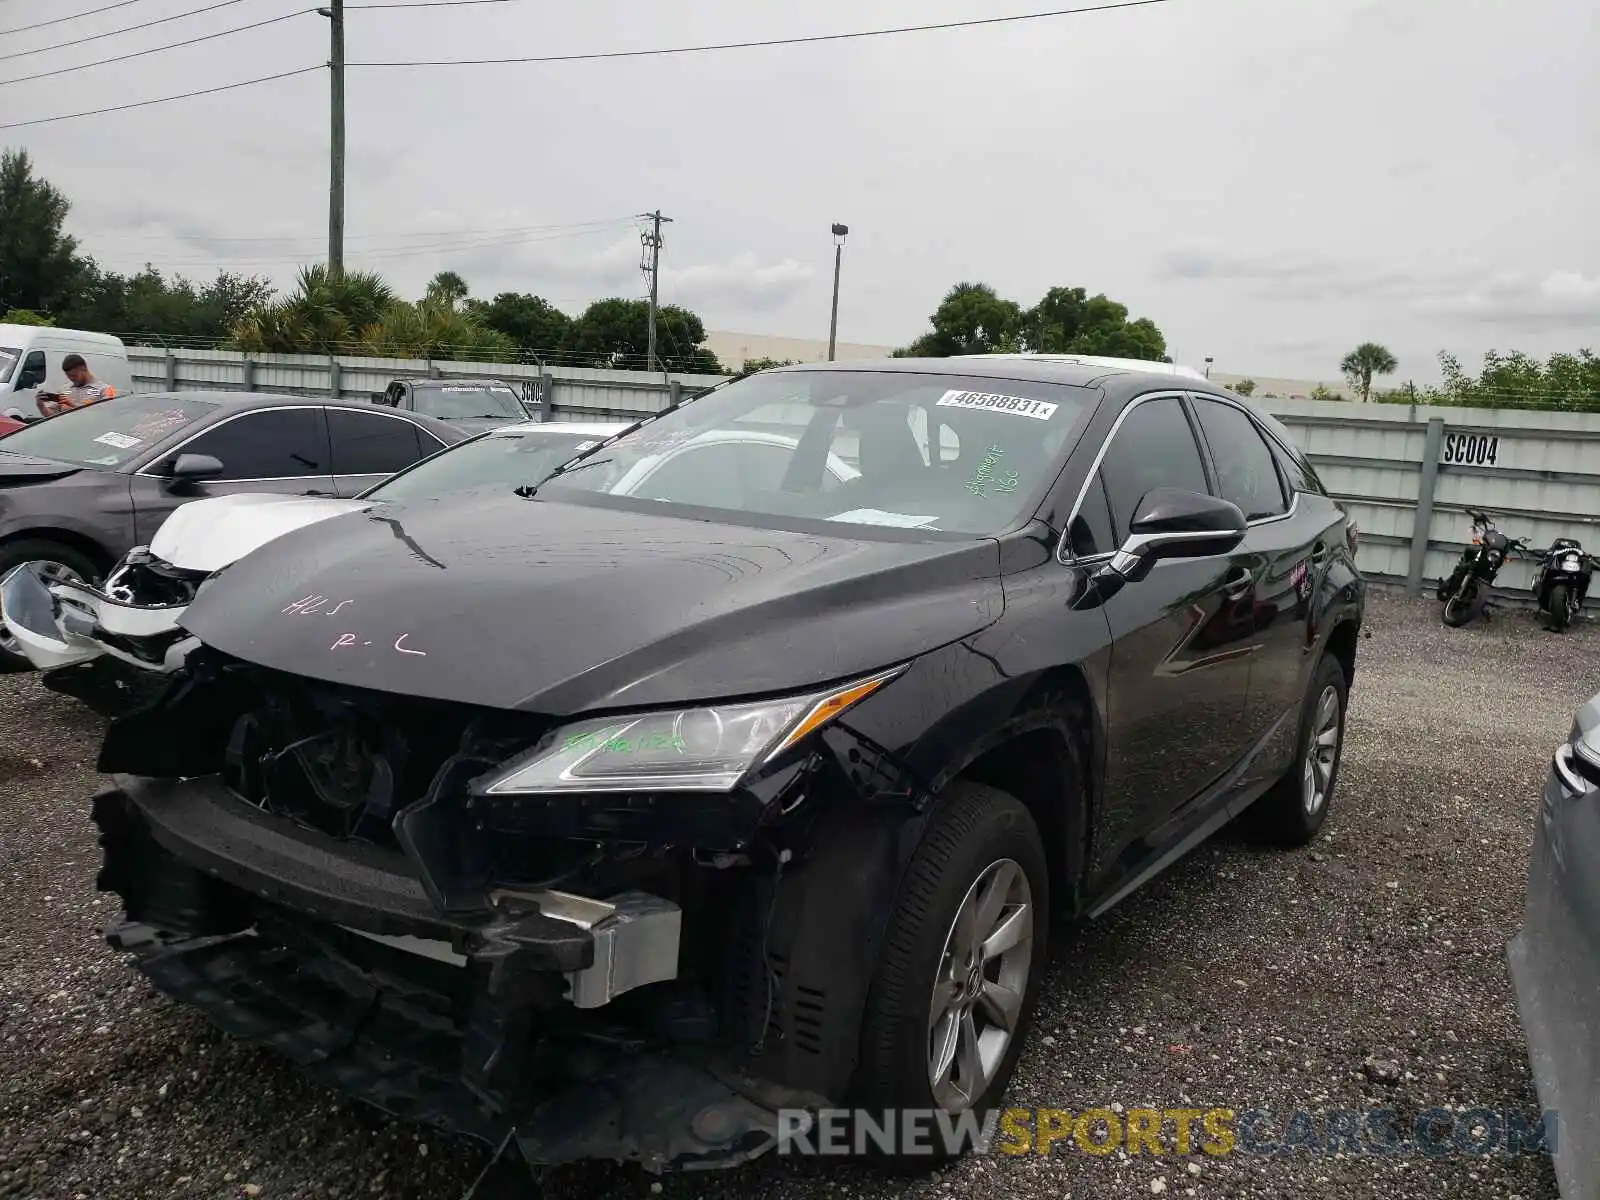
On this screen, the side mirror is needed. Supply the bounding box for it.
[167,453,226,482]
[1071,488,1246,608]
[15,367,45,391]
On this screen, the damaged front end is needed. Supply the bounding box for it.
[94,647,926,1174]
[0,547,205,716]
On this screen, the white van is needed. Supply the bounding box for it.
[0,325,133,418]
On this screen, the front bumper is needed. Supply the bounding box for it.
[93,776,804,1172]
[0,557,195,676]
[1506,760,1600,1200]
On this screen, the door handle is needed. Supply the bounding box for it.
[302,488,328,496]
[1223,567,1254,600]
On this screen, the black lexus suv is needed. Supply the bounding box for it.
[92,356,1364,1178]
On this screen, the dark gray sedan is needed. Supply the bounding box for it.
[0,391,465,670]
[1509,694,1600,1199]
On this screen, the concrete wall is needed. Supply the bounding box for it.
[127,346,1597,604]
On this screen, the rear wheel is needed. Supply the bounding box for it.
[1548,584,1572,632]
[853,780,1050,1167]
[1245,652,1348,846]
[0,541,101,673]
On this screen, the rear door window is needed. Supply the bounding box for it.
[328,409,427,477]
[1190,397,1289,520]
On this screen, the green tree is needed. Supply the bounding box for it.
[1020,286,1167,360]
[1230,378,1257,396]
[899,282,1023,356]
[733,356,800,379]
[358,293,516,362]
[1339,342,1398,403]
[563,298,721,371]
[424,270,470,307]
[1309,384,1344,403]
[467,292,573,358]
[232,264,396,354]
[1381,349,1600,411]
[0,149,80,314]
[1,308,53,326]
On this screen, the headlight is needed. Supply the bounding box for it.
[1563,555,1583,571]
[482,666,907,795]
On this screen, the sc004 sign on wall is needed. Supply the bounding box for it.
[1441,432,1501,467]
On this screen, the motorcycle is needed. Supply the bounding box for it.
[1531,537,1596,633]
[1437,508,1532,628]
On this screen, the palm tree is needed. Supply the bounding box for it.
[1339,343,1398,403]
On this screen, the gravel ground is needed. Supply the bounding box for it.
[0,590,1577,1200]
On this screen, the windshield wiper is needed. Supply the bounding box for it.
[514,456,613,499]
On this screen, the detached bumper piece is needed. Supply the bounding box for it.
[93,781,787,1172]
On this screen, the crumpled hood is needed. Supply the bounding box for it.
[150,492,376,574]
[178,494,1005,713]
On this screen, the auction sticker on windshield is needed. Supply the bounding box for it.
[93,432,142,450]
[936,390,1058,421]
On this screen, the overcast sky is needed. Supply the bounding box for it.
[6,0,1597,380]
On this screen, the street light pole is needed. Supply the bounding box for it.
[828,223,848,361]
[1204,356,1214,379]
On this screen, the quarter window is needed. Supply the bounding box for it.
[1191,397,1288,520]
[1098,395,1210,543]
[180,408,327,480]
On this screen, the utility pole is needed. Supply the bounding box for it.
[638,210,672,372]
[828,223,848,360]
[319,3,346,276]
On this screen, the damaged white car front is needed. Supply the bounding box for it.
[0,493,372,714]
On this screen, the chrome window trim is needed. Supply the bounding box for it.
[1055,389,1303,566]
[132,403,444,483]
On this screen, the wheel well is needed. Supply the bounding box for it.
[0,529,116,577]
[1324,619,1358,688]
[955,671,1096,916]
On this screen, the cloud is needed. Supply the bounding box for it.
[1423,271,1600,331]
[663,254,816,312]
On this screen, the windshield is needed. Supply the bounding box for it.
[0,347,19,385]
[0,394,219,469]
[538,369,1096,536]
[409,383,527,420]
[364,428,612,503]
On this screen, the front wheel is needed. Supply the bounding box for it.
[853,780,1051,1166]
[1548,583,1572,632]
[1442,579,1483,627]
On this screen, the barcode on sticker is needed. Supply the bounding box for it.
[936,390,1058,421]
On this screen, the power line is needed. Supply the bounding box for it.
[0,66,320,131]
[89,222,635,266]
[348,0,1176,68]
[346,0,515,7]
[0,0,258,64]
[0,0,149,38]
[0,8,315,89]
[76,216,635,244]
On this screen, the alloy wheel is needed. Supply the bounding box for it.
[1301,683,1342,816]
[927,857,1034,1112]
[0,560,85,656]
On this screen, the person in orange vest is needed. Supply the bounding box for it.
[36,353,118,417]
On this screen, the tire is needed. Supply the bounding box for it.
[0,540,101,673]
[852,780,1051,1168]
[1245,652,1348,847]
[1549,584,1572,633]
[1441,580,1483,627]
